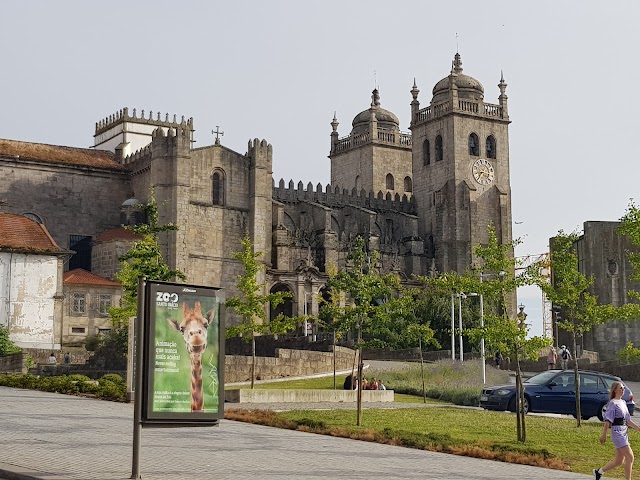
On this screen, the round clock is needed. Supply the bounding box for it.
[472,158,494,185]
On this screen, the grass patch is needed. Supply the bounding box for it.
[254,359,510,407]
[225,407,620,475]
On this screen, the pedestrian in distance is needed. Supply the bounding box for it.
[559,345,572,369]
[494,351,503,369]
[593,381,640,480]
[547,346,557,370]
[47,352,56,365]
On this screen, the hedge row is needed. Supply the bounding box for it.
[0,373,126,401]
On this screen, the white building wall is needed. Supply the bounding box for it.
[94,122,160,158]
[0,252,59,349]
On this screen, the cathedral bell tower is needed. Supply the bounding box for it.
[410,53,512,274]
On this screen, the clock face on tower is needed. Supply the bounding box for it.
[472,158,494,185]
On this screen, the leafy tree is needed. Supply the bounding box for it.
[0,324,21,356]
[322,236,397,425]
[226,235,297,389]
[472,226,550,442]
[94,189,185,369]
[540,230,615,426]
[370,286,440,402]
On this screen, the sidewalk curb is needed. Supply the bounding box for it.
[0,462,50,480]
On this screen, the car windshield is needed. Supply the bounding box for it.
[524,371,559,385]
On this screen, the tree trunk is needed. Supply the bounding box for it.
[333,332,337,390]
[514,348,526,442]
[356,325,363,426]
[251,333,256,390]
[573,332,581,427]
[419,338,426,403]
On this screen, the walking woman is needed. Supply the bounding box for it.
[594,381,640,479]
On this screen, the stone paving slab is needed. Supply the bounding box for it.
[0,387,594,480]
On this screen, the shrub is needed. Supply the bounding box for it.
[0,325,20,356]
[618,342,640,364]
[101,373,125,386]
[96,378,125,401]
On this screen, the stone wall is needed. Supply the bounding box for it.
[0,353,28,374]
[225,347,356,383]
[0,160,130,252]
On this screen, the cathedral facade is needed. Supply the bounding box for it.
[0,54,513,332]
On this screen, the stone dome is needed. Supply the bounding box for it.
[432,53,484,102]
[351,89,400,134]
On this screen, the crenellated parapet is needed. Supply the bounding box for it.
[272,178,416,215]
[94,107,194,135]
[121,144,152,166]
[247,138,272,168]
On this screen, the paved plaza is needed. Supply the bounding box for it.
[0,386,597,480]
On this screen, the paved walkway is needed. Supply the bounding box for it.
[0,387,594,480]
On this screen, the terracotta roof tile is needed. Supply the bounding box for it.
[0,138,125,171]
[63,268,121,287]
[94,227,143,243]
[0,213,65,253]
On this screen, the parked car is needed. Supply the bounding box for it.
[479,369,635,421]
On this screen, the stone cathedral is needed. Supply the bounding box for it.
[0,53,512,327]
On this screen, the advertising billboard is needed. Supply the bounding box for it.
[141,281,224,425]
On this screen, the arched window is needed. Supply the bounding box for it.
[386,173,394,190]
[423,139,431,165]
[212,170,225,206]
[486,135,497,159]
[435,135,443,161]
[270,284,293,321]
[404,176,412,193]
[469,133,479,156]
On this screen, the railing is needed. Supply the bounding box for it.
[458,100,479,113]
[415,100,505,123]
[334,129,411,152]
[484,103,503,118]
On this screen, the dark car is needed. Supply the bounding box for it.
[479,369,635,421]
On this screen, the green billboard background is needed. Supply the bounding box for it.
[150,292,221,414]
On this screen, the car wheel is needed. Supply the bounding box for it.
[508,396,529,414]
[597,402,607,422]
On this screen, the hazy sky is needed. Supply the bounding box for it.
[1,1,638,337]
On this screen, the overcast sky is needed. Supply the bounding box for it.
[1,1,638,337]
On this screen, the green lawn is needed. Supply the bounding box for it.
[275,407,622,477]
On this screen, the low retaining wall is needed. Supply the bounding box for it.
[225,389,394,403]
[225,346,357,383]
[0,353,29,374]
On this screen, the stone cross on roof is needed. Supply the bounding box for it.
[212,126,224,145]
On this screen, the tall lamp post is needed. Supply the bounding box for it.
[450,294,456,361]
[458,293,465,362]
[464,292,484,384]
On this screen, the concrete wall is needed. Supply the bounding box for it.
[226,388,394,403]
[0,253,61,349]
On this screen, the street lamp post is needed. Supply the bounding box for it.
[450,294,455,361]
[479,293,485,384]
[458,293,465,362]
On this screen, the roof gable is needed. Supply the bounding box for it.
[0,138,125,172]
[63,268,121,287]
[0,213,64,253]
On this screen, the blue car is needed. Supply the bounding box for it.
[479,369,635,421]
